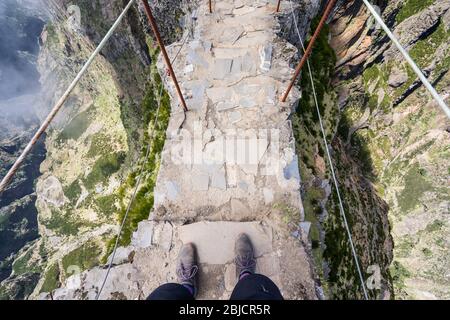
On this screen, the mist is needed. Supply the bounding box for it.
[0,0,47,142]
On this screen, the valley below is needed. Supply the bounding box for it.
[0,0,448,300]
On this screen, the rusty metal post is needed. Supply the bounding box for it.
[280,0,337,102]
[276,0,281,12]
[141,0,188,112]
[209,0,212,13]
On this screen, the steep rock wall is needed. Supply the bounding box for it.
[290,0,449,299]
[330,0,449,300]
[1,0,189,299]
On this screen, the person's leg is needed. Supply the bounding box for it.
[146,243,199,300]
[147,283,194,300]
[230,233,283,300]
[230,273,283,300]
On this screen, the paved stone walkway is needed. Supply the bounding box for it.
[44,0,317,300]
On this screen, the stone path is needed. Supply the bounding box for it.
[43,0,317,300]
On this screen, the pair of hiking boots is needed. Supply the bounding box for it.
[176,233,256,297]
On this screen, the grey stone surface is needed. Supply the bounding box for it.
[230,198,250,216]
[239,96,257,108]
[300,222,312,238]
[211,168,227,190]
[230,57,243,74]
[388,66,408,88]
[187,48,209,68]
[242,52,255,73]
[37,175,66,207]
[221,26,245,45]
[224,263,237,291]
[153,221,173,252]
[178,221,273,264]
[192,173,209,191]
[217,101,237,111]
[263,187,274,204]
[283,157,300,182]
[165,180,181,201]
[131,221,154,249]
[256,253,281,277]
[213,59,233,79]
[229,111,242,123]
[107,246,135,266]
[259,43,273,72]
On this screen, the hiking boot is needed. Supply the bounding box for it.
[176,243,198,297]
[234,233,256,279]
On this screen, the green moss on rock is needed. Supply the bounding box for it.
[94,194,118,216]
[397,163,432,212]
[64,180,82,204]
[84,152,126,190]
[42,208,82,236]
[57,110,90,143]
[396,0,435,24]
[40,263,60,293]
[61,240,102,276]
[409,21,448,69]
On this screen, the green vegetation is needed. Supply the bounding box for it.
[61,240,102,275]
[291,16,393,299]
[57,110,90,143]
[290,17,371,298]
[302,187,325,276]
[94,194,117,216]
[422,247,432,257]
[297,17,337,124]
[12,249,41,276]
[409,21,449,69]
[44,23,59,46]
[42,208,82,236]
[83,152,126,190]
[396,235,415,258]
[362,64,391,111]
[87,133,114,158]
[273,203,300,226]
[115,79,170,246]
[292,16,338,180]
[40,263,60,293]
[425,219,445,233]
[390,260,411,290]
[397,163,432,212]
[396,0,435,24]
[0,211,9,228]
[64,180,82,204]
[104,42,171,259]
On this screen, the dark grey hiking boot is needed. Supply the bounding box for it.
[176,243,198,297]
[234,233,256,279]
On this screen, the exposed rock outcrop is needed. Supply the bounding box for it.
[293,0,449,299]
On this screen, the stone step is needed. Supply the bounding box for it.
[129,220,316,300]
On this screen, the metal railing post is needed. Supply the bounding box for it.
[141,0,188,112]
[280,0,337,102]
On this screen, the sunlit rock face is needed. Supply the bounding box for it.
[288,0,449,300]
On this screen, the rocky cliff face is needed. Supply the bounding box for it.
[1,0,183,298]
[0,0,47,299]
[289,0,449,299]
[332,0,449,300]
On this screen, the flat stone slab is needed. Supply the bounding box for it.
[178,221,273,264]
